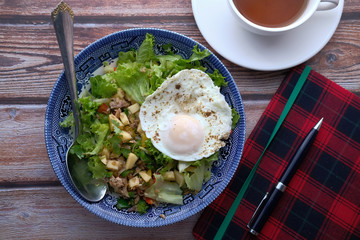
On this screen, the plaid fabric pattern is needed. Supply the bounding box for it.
[193,65,360,240]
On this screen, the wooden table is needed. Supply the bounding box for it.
[1,0,359,239]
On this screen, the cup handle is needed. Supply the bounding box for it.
[317,0,339,11]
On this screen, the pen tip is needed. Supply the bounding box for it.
[314,118,323,130]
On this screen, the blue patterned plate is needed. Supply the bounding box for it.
[45,28,246,227]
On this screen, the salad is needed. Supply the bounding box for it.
[60,33,240,214]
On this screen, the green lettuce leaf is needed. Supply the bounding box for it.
[86,123,109,155]
[188,44,211,62]
[116,198,131,209]
[232,108,240,129]
[75,133,94,154]
[183,153,218,191]
[111,62,150,103]
[137,199,149,214]
[78,96,101,130]
[117,50,136,65]
[69,144,85,159]
[156,54,182,62]
[145,139,172,167]
[87,156,108,179]
[207,69,228,87]
[145,174,183,205]
[136,33,156,63]
[89,75,117,98]
[59,112,74,128]
[184,160,206,192]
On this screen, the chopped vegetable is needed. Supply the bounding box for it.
[207,69,228,87]
[145,197,154,205]
[137,199,149,214]
[110,62,149,103]
[59,112,74,128]
[125,153,138,170]
[88,156,108,179]
[97,103,110,114]
[145,174,183,205]
[120,169,134,177]
[90,75,117,98]
[184,160,207,192]
[116,198,131,209]
[145,139,172,167]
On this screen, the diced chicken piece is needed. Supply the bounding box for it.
[110,152,120,159]
[114,108,121,119]
[109,98,130,109]
[109,176,129,198]
[129,119,140,130]
[117,156,126,166]
[136,187,146,197]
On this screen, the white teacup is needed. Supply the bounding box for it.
[228,0,340,35]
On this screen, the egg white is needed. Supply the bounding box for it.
[139,69,232,161]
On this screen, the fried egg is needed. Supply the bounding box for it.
[139,69,232,161]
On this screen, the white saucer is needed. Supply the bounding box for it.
[192,0,344,71]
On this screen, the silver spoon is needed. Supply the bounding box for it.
[51,1,107,202]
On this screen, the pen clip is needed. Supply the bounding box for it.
[247,192,269,229]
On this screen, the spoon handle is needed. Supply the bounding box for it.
[51,1,81,137]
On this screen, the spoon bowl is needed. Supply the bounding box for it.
[51,1,107,202]
[67,151,107,202]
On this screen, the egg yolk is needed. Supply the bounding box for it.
[163,115,204,155]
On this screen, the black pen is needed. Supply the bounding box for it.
[247,118,323,236]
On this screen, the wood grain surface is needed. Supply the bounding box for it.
[1,0,359,239]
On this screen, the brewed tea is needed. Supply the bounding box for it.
[233,0,308,28]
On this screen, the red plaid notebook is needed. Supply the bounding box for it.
[193,65,360,240]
